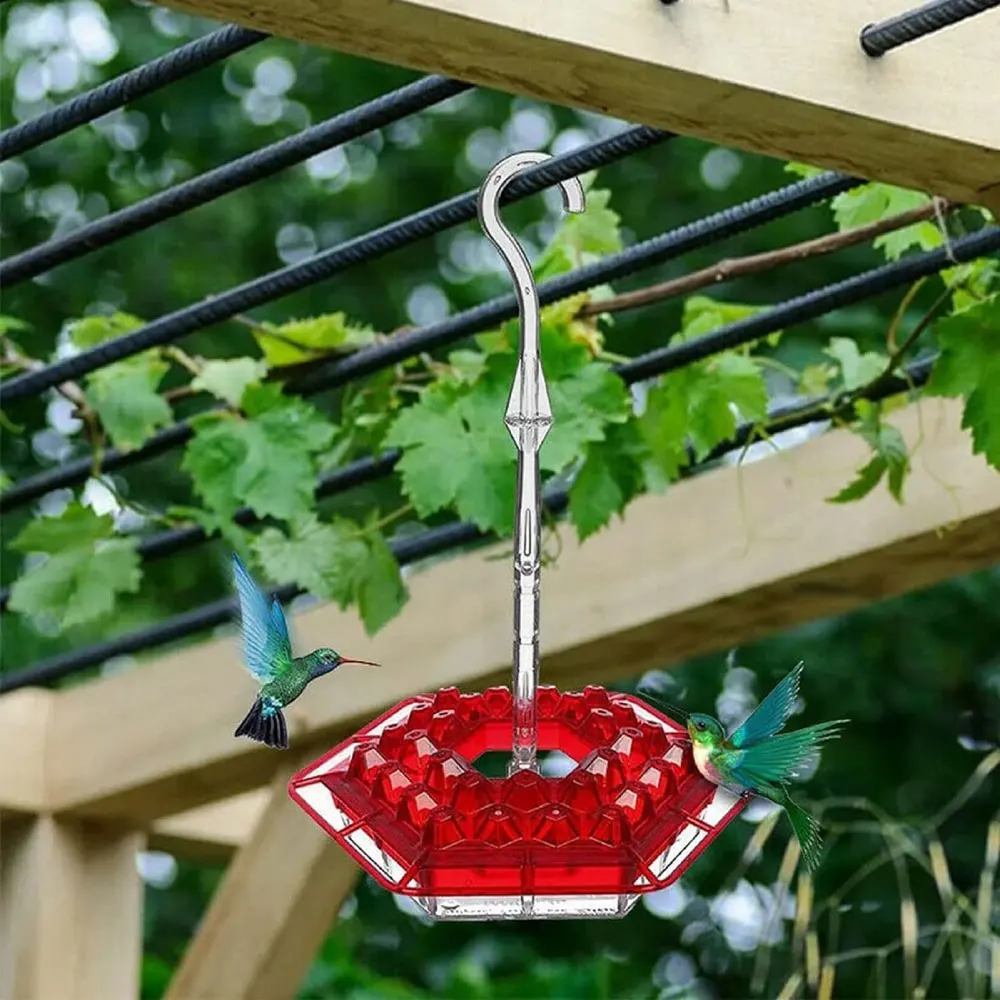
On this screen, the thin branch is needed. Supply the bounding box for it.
[578,202,946,319]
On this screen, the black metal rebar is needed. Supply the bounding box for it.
[0,169,856,513]
[0,25,267,161]
[0,126,669,406]
[860,0,999,55]
[0,358,934,692]
[0,76,472,288]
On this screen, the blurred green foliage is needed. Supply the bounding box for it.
[1,1,998,997]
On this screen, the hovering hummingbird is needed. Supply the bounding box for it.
[231,554,379,750]
[641,662,846,871]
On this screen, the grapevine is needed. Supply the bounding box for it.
[1,170,997,641]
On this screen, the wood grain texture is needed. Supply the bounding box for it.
[164,762,358,1000]
[150,790,268,862]
[40,398,1000,825]
[0,817,144,1000]
[0,690,51,815]
[160,0,1000,206]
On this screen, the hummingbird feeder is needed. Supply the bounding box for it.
[288,153,747,920]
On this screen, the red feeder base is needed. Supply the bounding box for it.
[288,685,746,920]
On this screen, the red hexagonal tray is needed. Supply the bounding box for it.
[288,684,747,920]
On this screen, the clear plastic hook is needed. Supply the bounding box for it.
[477,153,585,775]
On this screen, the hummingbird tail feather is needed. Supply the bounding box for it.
[782,794,824,872]
[234,697,288,750]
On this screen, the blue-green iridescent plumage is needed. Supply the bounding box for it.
[647,662,847,870]
[231,554,377,749]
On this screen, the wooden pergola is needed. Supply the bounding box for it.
[2,1,999,998]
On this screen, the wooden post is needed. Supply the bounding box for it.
[164,760,359,1000]
[0,816,145,1000]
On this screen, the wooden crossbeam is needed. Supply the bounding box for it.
[163,0,1000,207]
[39,398,1000,826]
[150,790,268,862]
[0,817,144,1000]
[0,690,51,816]
[164,762,359,1000]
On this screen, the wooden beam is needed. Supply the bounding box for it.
[0,690,51,816]
[149,790,267,862]
[41,397,1000,824]
[162,0,1000,208]
[0,816,144,1000]
[164,761,359,1000]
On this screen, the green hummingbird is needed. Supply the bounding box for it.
[642,662,846,871]
[231,553,379,750]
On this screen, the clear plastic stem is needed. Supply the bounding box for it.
[477,153,585,775]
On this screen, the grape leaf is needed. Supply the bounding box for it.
[84,356,173,452]
[544,362,632,471]
[9,501,114,553]
[8,502,141,628]
[927,295,1000,467]
[784,162,826,179]
[825,337,887,391]
[637,378,689,489]
[0,315,31,335]
[569,422,644,540]
[829,184,939,262]
[828,402,910,504]
[384,377,515,533]
[69,311,145,348]
[253,313,377,368]
[827,456,888,504]
[385,345,630,533]
[355,521,408,636]
[191,358,267,407]
[536,186,622,280]
[680,295,782,348]
[182,398,336,522]
[254,514,368,607]
[254,514,407,635]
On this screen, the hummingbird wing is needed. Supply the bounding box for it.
[232,553,293,683]
[729,662,804,749]
[728,719,847,787]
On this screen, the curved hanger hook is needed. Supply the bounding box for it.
[476,153,585,775]
[477,153,585,366]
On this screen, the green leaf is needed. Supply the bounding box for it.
[637,380,689,489]
[927,295,1000,467]
[828,406,910,504]
[355,523,408,636]
[543,362,631,471]
[385,377,515,533]
[829,184,939,261]
[182,399,336,522]
[784,162,826,179]
[254,514,367,607]
[68,311,145,348]
[84,356,173,452]
[569,423,644,540]
[254,514,408,635]
[536,187,623,280]
[0,315,31,335]
[824,337,887,391]
[8,502,141,629]
[191,358,267,407]
[253,313,377,368]
[9,501,114,553]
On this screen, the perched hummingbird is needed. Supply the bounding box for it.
[231,554,379,750]
[642,662,847,871]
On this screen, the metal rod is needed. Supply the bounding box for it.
[477,153,584,775]
[860,0,999,55]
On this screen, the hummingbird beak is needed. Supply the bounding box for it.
[339,658,380,668]
[636,687,690,724]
